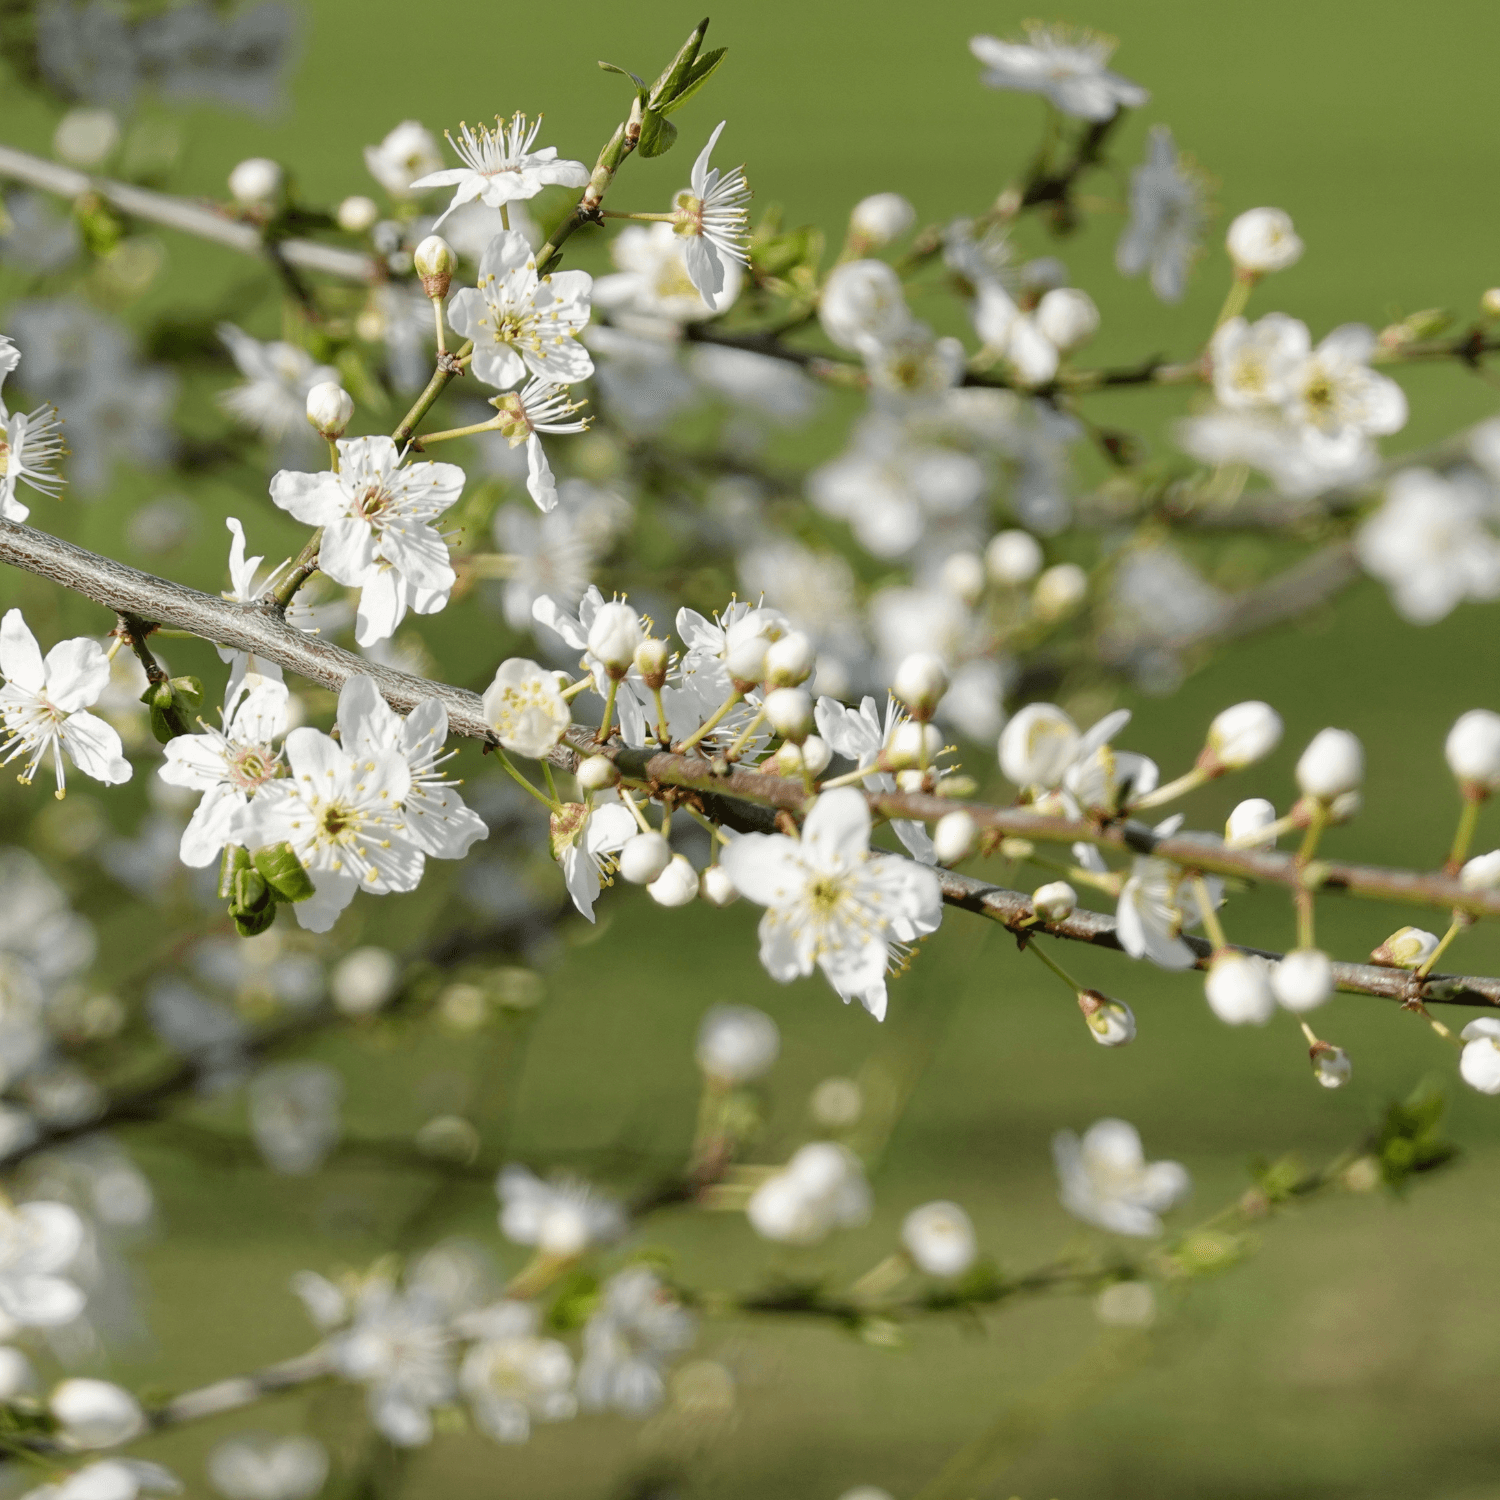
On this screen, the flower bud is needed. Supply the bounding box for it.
[51,1378,144,1448]
[885,720,942,769]
[1078,989,1136,1046]
[413,234,457,299]
[1295,727,1364,801]
[901,1200,976,1278]
[1035,287,1100,352]
[1225,797,1277,848]
[633,637,670,689]
[1459,1019,1500,1094]
[1271,947,1334,1013]
[764,631,814,687]
[1205,700,1283,771]
[587,601,644,675]
[985,529,1043,586]
[305,381,354,439]
[1445,709,1500,791]
[939,550,986,605]
[1311,1043,1351,1089]
[933,809,976,865]
[1370,925,1440,969]
[337,194,380,233]
[1031,562,1087,620]
[696,1004,778,1082]
[1484,288,1500,319]
[771,741,805,776]
[895,769,925,791]
[331,947,400,1016]
[700,865,738,908]
[763,686,813,743]
[850,191,916,247]
[1204,952,1275,1026]
[1226,207,1303,274]
[576,754,619,792]
[725,634,769,688]
[1461,850,1500,890]
[1033,880,1077,923]
[228,156,282,206]
[648,853,699,908]
[800,735,832,778]
[618,831,671,885]
[892,653,949,720]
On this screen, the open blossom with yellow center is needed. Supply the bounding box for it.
[669,121,751,311]
[482,658,571,759]
[159,678,290,867]
[0,334,66,524]
[489,378,589,512]
[547,796,637,922]
[721,786,943,1020]
[446,229,594,391]
[411,113,589,229]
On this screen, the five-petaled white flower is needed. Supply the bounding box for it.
[496,1164,625,1256]
[1284,324,1408,447]
[0,333,67,524]
[482,658,571,758]
[487,377,590,512]
[457,1300,576,1444]
[671,121,751,311]
[1053,1118,1189,1237]
[0,610,130,796]
[446,230,594,390]
[158,678,289,868]
[412,113,589,229]
[217,325,338,444]
[547,795,638,922]
[721,786,943,1020]
[1115,815,1222,970]
[0,1199,86,1328]
[270,436,465,636]
[364,120,444,198]
[1115,126,1204,304]
[970,24,1149,121]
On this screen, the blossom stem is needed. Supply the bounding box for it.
[597,209,677,221]
[676,690,743,754]
[1024,936,1087,996]
[623,790,654,835]
[492,746,559,813]
[391,339,475,447]
[722,706,767,763]
[541,761,560,804]
[432,299,447,356]
[117,613,193,739]
[1213,270,1257,331]
[1194,876,1230,953]
[650,685,670,746]
[561,676,595,702]
[596,677,620,744]
[416,417,502,444]
[1416,916,1467,978]
[1447,792,1483,874]
[326,439,340,472]
[1294,803,1329,949]
[1297,1018,1321,1048]
[1128,764,1213,813]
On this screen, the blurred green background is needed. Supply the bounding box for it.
[5,1,1500,1496]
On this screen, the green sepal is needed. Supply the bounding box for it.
[637,111,678,159]
[252,842,316,903]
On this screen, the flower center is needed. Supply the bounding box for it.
[805,874,848,915]
[228,744,278,791]
[672,191,705,238]
[355,483,392,521]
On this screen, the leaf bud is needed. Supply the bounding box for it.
[576,754,619,793]
[891,653,949,720]
[1370,925,1440,970]
[849,191,916,248]
[648,853,699,907]
[413,234,457,299]
[1310,1041,1352,1090]
[228,156,282,206]
[619,831,672,885]
[1203,700,1283,772]
[305,381,354,439]
[1445,708,1500,793]
[1226,207,1303,274]
[1294,727,1363,801]
[587,601,644,676]
[763,631,814,687]
[763,686,813,743]
[633,637,670,689]
[1270,947,1334,1012]
[700,865,739,908]
[1032,880,1077,922]
[932,809,976,865]
[1204,952,1275,1026]
[985,529,1043,585]
[1078,989,1136,1047]
[337,195,380,233]
[252,842,316,903]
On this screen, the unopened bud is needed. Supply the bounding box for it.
[1271,947,1334,1012]
[1446,708,1500,792]
[1032,880,1076,922]
[849,191,916,247]
[576,754,619,793]
[305,381,354,439]
[1460,1019,1500,1094]
[885,720,942,770]
[1205,952,1275,1026]
[895,769,926,791]
[1078,989,1136,1047]
[939,550,986,605]
[633,637,670,689]
[586,601,643,675]
[1226,207,1303,274]
[725,635,769,689]
[228,156,282,206]
[337,195,380,233]
[700,865,738,908]
[648,853,698,908]
[1310,1042,1352,1089]
[892,653,949,720]
[1370,925,1440,970]
[1484,288,1500,319]
[1294,727,1363,801]
[1204,700,1283,771]
[1034,287,1100,352]
[771,741,804,776]
[800,735,832,778]
[1225,797,1277,848]
[1032,562,1087,620]
[932,809,976,865]
[763,687,813,743]
[1461,850,1500,890]
[619,831,672,885]
[414,234,457,299]
[985,529,1043,586]
[763,631,814,687]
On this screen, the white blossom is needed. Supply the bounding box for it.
[671,121,751,310]
[970,24,1148,119]
[576,1267,695,1417]
[487,377,589,512]
[1115,126,1203,303]
[0,610,131,795]
[411,113,588,228]
[330,1280,454,1447]
[1210,314,1308,410]
[496,1165,624,1256]
[446,230,593,390]
[1284,325,1407,446]
[985,529,1044,585]
[364,120,444,197]
[217,325,337,444]
[721,787,943,1021]
[0,334,66,523]
[158,680,288,867]
[1459,1018,1500,1094]
[547,796,638,922]
[695,1005,779,1083]
[0,1200,85,1327]
[457,1300,575,1443]
[593,222,741,323]
[208,1436,327,1500]
[1053,1118,1189,1237]
[746,1142,872,1245]
[1226,207,1303,274]
[482,658,570,758]
[819,259,911,352]
[901,1201,977,1277]
[813,694,936,861]
[1116,817,1222,970]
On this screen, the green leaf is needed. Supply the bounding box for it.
[660,47,727,115]
[637,111,678,159]
[646,18,709,110]
[598,60,646,94]
[252,843,316,903]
